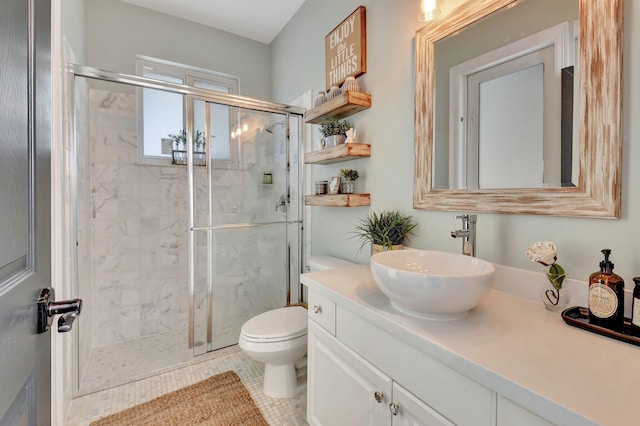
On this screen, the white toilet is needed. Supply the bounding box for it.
[238,255,354,398]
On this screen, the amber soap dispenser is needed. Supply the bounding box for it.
[588,249,625,331]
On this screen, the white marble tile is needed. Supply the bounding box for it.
[91,144,119,165]
[91,199,119,219]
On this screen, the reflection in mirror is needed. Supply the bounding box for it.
[432,0,579,190]
[414,0,622,218]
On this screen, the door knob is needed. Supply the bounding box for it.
[389,403,400,416]
[36,288,82,333]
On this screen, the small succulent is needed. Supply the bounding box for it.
[340,168,359,181]
[319,120,351,137]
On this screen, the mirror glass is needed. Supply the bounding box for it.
[414,0,622,218]
[432,0,579,190]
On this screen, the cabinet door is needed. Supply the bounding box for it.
[391,383,454,426]
[308,321,392,426]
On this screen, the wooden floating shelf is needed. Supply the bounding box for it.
[305,194,371,207]
[305,143,371,164]
[304,91,371,124]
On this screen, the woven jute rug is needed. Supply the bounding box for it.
[89,370,268,426]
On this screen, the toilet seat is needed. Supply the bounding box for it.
[240,306,307,343]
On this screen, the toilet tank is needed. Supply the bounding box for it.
[307,255,354,271]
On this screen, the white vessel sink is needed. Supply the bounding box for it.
[370,250,495,320]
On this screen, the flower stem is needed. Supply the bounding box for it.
[545,288,560,306]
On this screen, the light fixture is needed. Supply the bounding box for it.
[419,0,440,22]
[231,122,250,139]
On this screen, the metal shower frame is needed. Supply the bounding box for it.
[66,63,306,351]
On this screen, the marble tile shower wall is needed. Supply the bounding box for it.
[88,89,291,349]
[89,89,189,347]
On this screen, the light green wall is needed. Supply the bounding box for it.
[85,0,270,99]
[61,0,86,63]
[271,0,640,285]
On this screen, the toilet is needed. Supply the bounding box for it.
[238,255,354,398]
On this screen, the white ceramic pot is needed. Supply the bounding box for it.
[325,134,346,147]
[341,75,359,93]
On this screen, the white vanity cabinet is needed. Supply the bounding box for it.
[308,320,453,426]
[302,265,622,425]
[496,396,553,426]
[307,289,463,426]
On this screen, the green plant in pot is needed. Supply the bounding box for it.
[168,129,206,150]
[319,120,351,147]
[340,168,359,194]
[352,210,417,254]
[168,129,206,166]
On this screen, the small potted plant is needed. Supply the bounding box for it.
[169,130,187,150]
[192,130,206,166]
[319,119,351,147]
[340,168,359,194]
[169,130,187,165]
[168,129,206,165]
[352,210,418,254]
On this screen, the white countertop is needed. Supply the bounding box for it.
[302,264,636,426]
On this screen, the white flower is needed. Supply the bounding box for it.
[525,241,558,266]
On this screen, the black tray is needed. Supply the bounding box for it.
[561,306,640,347]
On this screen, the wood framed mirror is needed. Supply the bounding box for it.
[414,0,622,218]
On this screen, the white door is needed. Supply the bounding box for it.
[307,321,391,426]
[0,0,53,424]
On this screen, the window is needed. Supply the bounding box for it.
[136,57,239,166]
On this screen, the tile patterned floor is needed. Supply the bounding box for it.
[67,346,308,425]
[77,328,237,395]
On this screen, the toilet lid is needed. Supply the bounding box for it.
[241,306,307,341]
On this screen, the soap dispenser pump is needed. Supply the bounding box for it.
[588,249,625,331]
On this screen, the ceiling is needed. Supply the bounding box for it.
[119,0,307,44]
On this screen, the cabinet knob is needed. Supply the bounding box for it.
[313,305,322,314]
[389,403,400,416]
[373,391,384,403]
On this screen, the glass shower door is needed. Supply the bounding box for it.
[189,97,296,355]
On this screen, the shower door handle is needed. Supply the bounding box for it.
[36,288,83,333]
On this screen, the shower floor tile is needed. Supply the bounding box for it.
[78,328,238,395]
[67,347,308,426]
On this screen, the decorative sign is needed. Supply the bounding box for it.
[325,6,366,91]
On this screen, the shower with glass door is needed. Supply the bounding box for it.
[68,65,304,395]
[189,96,303,355]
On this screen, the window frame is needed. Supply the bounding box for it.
[135,56,240,167]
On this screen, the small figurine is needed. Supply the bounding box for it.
[345,128,358,143]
